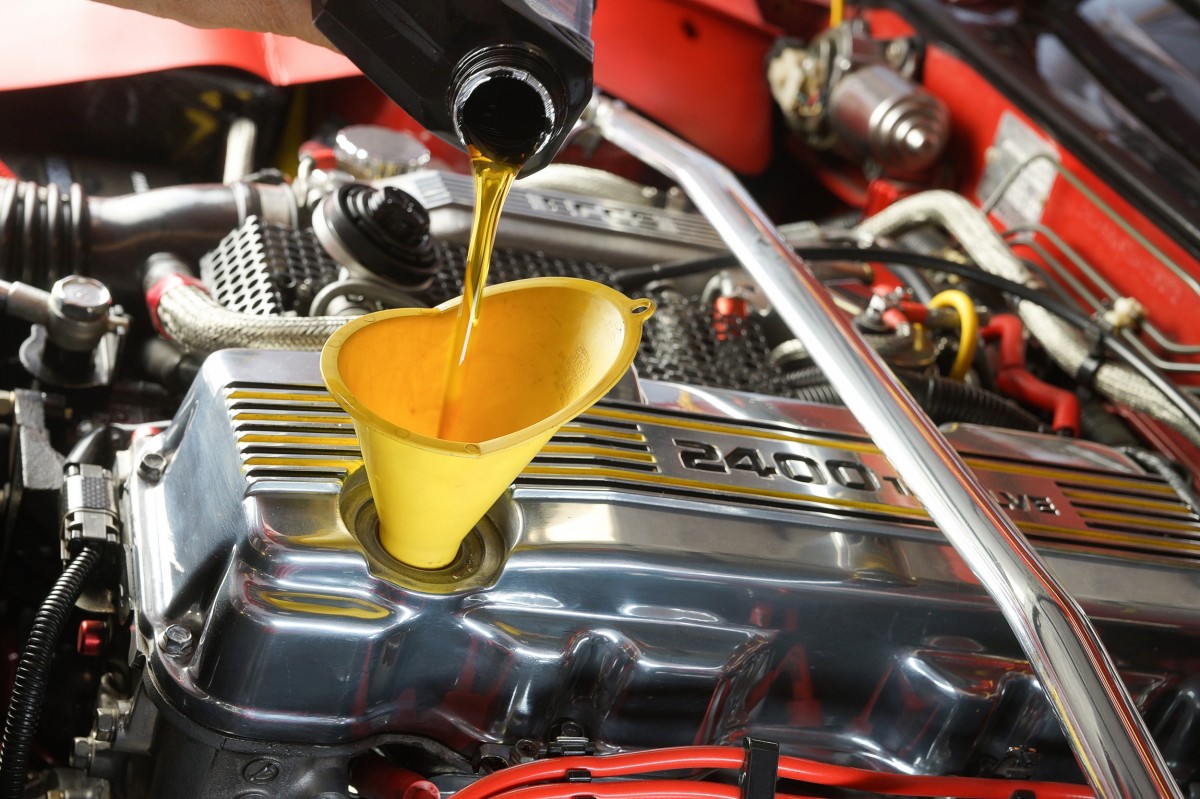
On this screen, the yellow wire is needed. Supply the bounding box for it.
[928,290,978,381]
[830,0,845,27]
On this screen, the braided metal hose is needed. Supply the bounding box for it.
[856,191,1200,447]
[155,282,349,356]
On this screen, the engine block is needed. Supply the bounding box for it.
[127,350,1200,778]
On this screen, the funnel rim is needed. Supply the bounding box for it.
[320,277,654,457]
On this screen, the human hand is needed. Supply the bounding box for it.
[90,0,336,50]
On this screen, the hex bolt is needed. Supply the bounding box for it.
[94,707,119,742]
[559,720,585,738]
[138,451,167,483]
[243,759,282,784]
[71,737,93,769]
[514,739,540,760]
[160,624,194,658]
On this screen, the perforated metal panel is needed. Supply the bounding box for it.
[200,216,340,316]
[199,218,784,392]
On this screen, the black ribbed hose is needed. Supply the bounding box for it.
[0,544,101,799]
[1080,400,1141,448]
[778,366,1043,432]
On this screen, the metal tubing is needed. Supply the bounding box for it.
[590,97,1180,799]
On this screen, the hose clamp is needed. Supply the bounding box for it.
[145,273,209,339]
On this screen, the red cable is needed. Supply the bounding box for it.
[450,746,1093,799]
[490,780,818,799]
[450,747,733,799]
[984,314,1081,435]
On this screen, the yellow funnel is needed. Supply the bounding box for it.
[321,277,654,570]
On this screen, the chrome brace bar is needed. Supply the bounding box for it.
[590,97,1180,799]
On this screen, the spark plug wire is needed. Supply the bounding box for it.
[449,746,1093,799]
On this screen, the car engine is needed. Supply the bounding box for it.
[2,2,1200,799]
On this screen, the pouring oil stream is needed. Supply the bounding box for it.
[438,150,521,439]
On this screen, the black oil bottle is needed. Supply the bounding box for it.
[312,0,594,175]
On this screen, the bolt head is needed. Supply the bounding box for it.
[138,451,167,483]
[243,758,281,784]
[95,707,119,742]
[71,736,93,768]
[161,624,194,657]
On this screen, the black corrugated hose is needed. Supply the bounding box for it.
[777,365,1043,432]
[0,544,102,799]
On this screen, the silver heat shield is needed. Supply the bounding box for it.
[126,350,1200,770]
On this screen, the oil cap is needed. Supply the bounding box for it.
[313,184,441,290]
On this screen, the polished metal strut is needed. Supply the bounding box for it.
[590,96,1181,799]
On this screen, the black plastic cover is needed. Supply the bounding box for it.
[312,0,594,175]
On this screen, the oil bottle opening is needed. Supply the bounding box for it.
[455,68,556,164]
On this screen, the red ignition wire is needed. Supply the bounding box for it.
[490,780,818,799]
[450,746,1093,799]
[984,314,1081,435]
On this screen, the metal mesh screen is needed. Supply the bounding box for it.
[200,219,783,391]
[201,217,341,316]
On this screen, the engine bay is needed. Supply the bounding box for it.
[3,2,1200,798]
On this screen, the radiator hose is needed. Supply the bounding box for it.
[778,365,1043,432]
[0,544,102,799]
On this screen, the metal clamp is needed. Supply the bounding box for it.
[740,738,779,799]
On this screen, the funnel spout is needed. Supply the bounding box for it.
[321,278,652,570]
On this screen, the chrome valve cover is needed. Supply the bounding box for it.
[127,350,1200,770]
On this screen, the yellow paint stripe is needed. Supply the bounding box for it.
[228,390,339,404]
[1020,521,1200,556]
[233,413,353,424]
[239,434,358,446]
[540,444,656,463]
[521,464,928,517]
[559,424,647,443]
[585,407,881,454]
[1077,509,1200,535]
[961,458,1175,495]
[243,457,360,468]
[1062,488,1192,515]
